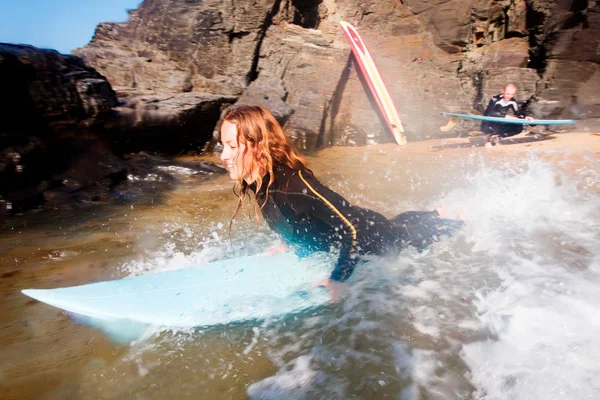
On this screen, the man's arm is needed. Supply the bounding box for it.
[483,97,496,116]
[512,101,527,118]
[511,103,534,121]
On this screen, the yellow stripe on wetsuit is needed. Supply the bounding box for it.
[298,170,358,249]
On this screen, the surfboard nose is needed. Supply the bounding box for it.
[22,289,53,303]
[22,289,37,298]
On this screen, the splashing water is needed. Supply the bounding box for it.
[6,150,599,399]
[96,153,600,399]
[240,154,600,399]
[448,155,600,400]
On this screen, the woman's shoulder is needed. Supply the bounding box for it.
[273,164,314,191]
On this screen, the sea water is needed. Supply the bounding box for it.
[2,145,598,399]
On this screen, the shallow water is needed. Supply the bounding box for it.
[1,144,599,399]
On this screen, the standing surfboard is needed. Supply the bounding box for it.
[340,21,407,146]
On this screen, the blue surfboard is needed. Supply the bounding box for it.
[22,253,331,334]
[441,112,576,125]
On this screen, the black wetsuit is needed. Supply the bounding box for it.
[482,93,527,137]
[250,165,463,282]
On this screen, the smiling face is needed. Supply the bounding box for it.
[220,120,255,182]
[502,84,517,102]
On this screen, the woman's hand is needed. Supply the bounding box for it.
[525,116,535,121]
[318,279,347,303]
[265,244,287,255]
[436,204,468,221]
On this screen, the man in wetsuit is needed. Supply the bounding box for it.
[482,83,534,146]
[251,164,463,283]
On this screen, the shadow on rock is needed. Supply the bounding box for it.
[431,133,556,151]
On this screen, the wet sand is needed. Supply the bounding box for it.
[427,131,600,154]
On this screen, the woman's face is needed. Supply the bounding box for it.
[220,120,255,182]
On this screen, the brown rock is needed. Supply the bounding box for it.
[74,0,278,96]
[0,44,118,130]
[115,92,236,153]
[404,0,474,53]
[255,23,348,149]
[72,0,600,146]
[507,0,528,36]
[479,38,530,69]
[228,80,292,125]
[531,60,600,120]
[523,0,600,126]
[0,44,122,213]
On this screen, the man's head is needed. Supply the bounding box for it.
[502,83,517,101]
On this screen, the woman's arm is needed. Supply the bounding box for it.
[292,170,360,282]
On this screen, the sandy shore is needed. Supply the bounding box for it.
[191,131,600,169]
[405,131,600,154]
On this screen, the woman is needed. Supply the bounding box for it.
[220,105,463,290]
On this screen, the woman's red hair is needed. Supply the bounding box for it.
[223,105,309,231]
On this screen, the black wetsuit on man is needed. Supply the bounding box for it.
[481,93,527,137]
[249,165,463,282]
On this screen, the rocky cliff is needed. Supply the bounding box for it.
[2,1,597,214]
[75,0,600,149]
[0,44,121,213]
[0,44,228,214]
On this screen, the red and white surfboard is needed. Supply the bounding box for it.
[340,21,407,146]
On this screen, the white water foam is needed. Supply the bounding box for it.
[451,154,600,399]
[97,152,599,399]
[245,153,600,399]
[120,219,283,277]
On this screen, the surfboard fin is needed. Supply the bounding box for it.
[440,116,456,132]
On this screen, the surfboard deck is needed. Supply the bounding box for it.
[22,253,332,331]
[441,112,576,125]
[340,21,407,146]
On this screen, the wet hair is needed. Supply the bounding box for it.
[222,105,309,233]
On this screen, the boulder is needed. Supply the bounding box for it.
[113,92,236,153]
[74,0,278,95]
[0,44,120,213]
